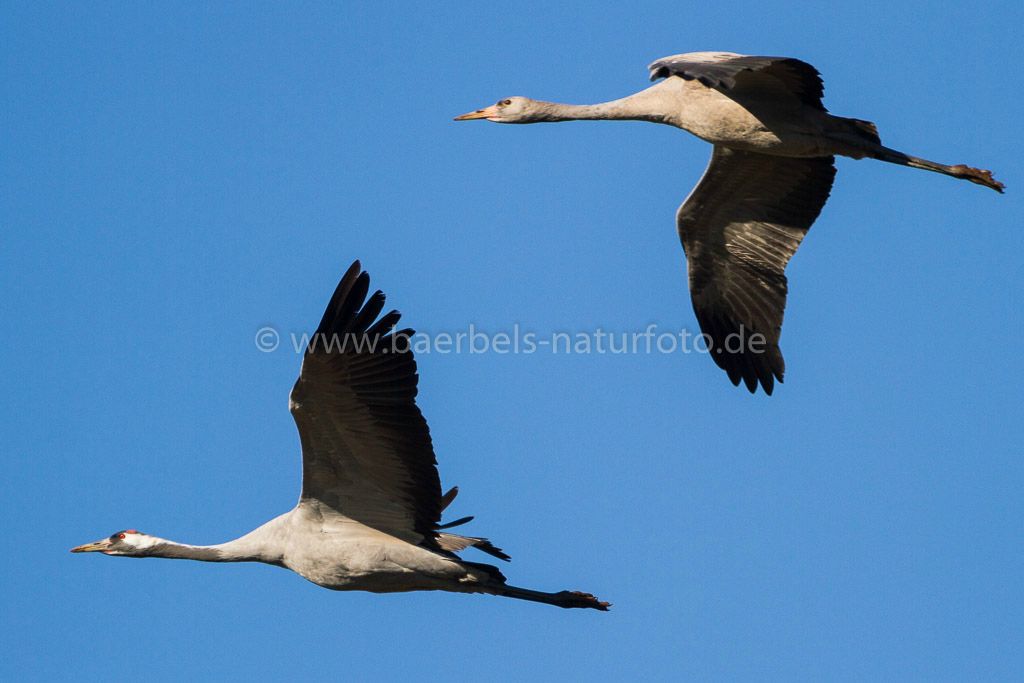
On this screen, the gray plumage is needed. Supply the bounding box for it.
[72,261,607,611]
[457,51,1003,394]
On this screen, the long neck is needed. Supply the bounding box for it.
[143,539,259,562]
[531,83,676,124]
[141,519,286,564]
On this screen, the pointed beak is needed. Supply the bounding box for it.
[454,105,499,121]
[71,539,111,553]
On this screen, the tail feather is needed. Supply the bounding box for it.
[435,484,512,560]
[437,516,473,530]
[462,560,507,584]
[839,116,880,144]
[438,532,511,561]
[440,486,459,511]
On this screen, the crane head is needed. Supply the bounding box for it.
[454,97,538,123]
[71,529,152,556]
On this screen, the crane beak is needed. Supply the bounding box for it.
[454,105,499,121]
[70,539,111,553]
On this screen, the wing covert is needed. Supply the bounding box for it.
[649,52,826,111]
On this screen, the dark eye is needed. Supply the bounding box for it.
[500,99,512,106]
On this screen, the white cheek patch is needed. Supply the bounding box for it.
[120,534,160,552]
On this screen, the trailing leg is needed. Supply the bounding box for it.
[869,145,1004,192]
[495,584,611,611]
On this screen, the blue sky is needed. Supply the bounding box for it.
[2,2,1021,680]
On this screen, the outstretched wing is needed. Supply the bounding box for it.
[648,52,826,111]
[677,147,836,395]
[290,261,443,547]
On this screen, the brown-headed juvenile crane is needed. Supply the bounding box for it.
[456,51,1004,395]
[71,261,609,611]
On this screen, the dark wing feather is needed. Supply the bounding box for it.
[437,532,511,562]
[649,52,826,111]
[290,261,444,548]
[677,147,836,394]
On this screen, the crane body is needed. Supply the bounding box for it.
[456,51,1003,394]
[72,262,609,611]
